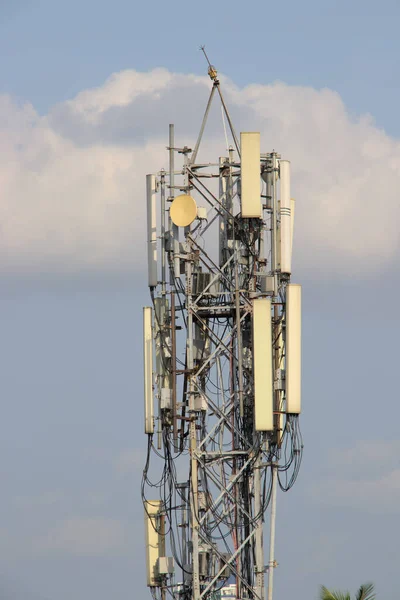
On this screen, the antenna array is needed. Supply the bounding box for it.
[142,65,303,600]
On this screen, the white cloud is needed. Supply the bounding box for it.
[38,516,127,556]
[64,68,175,121]
[0,93,165,273]
[310,440,400,513]
[1,68,399,277]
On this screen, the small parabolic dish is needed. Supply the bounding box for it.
[170,194,198,227]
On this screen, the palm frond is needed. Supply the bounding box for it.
[355,582,375,600]
[320,585,351,600]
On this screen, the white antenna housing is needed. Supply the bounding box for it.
[286,284,301,414]
[146,174,157,288]
[253,298,273,430]
[144,500,162,586]
[143,306,154,433]
[241,132,261,218]
[291,198,295,251]
[280,160,292,274]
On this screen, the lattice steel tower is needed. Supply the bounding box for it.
[142,59,303,600]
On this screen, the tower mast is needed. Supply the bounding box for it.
[142,59,303,600]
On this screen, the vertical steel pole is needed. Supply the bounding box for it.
[269,150,279,600]
[160,512,166,600]
[187,257,200,600]
[171,291,177,447]
[254,458,265,599]
[182,483,188,572]
[271,154,278,295]
[219,156,227,268]
[267,465,278,600]
[169,124,180,278]
[234,259,244,418]
[160,170,166,296]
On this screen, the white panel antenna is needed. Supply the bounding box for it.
[240,132,261,218]
[253,298,273,431]
[143,306,154,434]
[291,197,295,251]
[146,174,157,288]
[286,284,302,414]
[144,500,162,586]
[280,160,292,274]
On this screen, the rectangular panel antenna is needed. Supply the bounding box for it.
[146,174,157,288]
[241,132,261,218]
[143,306,154,434]
[253,298,273,430]
[280,160,292,274]
[286,284,302,413]
[291,198,295,251]
[144,500,162,586]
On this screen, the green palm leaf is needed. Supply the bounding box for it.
[320,585,351,600]
[355,583,375,600]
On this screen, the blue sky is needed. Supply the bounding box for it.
[2,0,400,134]
[1,1,400,599]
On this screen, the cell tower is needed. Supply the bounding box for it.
[142,56,303,600]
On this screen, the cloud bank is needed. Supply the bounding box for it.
[1,68,399,277]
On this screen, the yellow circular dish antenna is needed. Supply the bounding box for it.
[170,194,198,227]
